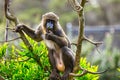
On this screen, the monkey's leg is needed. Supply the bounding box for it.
[48,49,61,80]
[15,24,43,41]
[61,46,75,80]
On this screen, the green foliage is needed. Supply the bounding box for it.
[76,58,99,80]
[0,43,8,58]
[0,60,48,80]
[0,36,99,80]
[0,37,50,80]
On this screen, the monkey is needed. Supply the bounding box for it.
[15,12,75,80]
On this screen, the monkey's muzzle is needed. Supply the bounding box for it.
[46,21,54,30]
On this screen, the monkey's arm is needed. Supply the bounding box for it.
[15,24,43,42]
[46,33,68,48]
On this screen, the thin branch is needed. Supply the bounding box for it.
[0,37,21,43]
[70,70,87,77]
[5,15,9,59]
[73,0,87,73]
[83,36,103,54]
[80,67,108,74]
[6,27,15,31]
[70,67,108,77]
[71,42,77,46]
[5,19,9,42]
[71,41,102,54]
[4,0,19,25]
[83,36,103,47]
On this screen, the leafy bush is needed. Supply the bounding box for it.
[76,58,99,80]
[0,36,99,80]
[0,37,50,80]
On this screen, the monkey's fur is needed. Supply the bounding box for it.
[15,12,75,80]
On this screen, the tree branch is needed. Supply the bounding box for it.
[4,0,44,70]
[73,0,87,73]
[83,36,103,47]
[5,20,9,42]
[70,70,87,77]
[68,0,83,11]
[70,70,107,77]
[80,67,108,74]
[71,42,77,46]
[70,67,108,77]
[4,0,19,25]
[83,36,103,54]
[0,37,21,43]
[4,0,32,50]
[5,14,9,59]
[69,0,106,80]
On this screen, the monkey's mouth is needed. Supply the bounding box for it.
[46,21,54,30]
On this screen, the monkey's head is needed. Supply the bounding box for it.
[42,12,59,33]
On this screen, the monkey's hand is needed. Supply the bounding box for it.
[15,24,24,32]
[45,31,54,40]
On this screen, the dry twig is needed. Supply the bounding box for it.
[70,67,108,77]
[83,36,103,47]
[0,37,21,43]
[83,36,103,54]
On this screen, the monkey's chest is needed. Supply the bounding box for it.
[44,40,56,49]
[44,40,65,72]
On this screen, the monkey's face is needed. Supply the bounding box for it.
[45,19,55,33]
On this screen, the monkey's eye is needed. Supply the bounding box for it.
[46,21,54,29]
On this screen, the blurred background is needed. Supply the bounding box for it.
[0,0,120,80]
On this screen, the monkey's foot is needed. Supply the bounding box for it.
[61,74,69,80]
[49,70,61,80]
